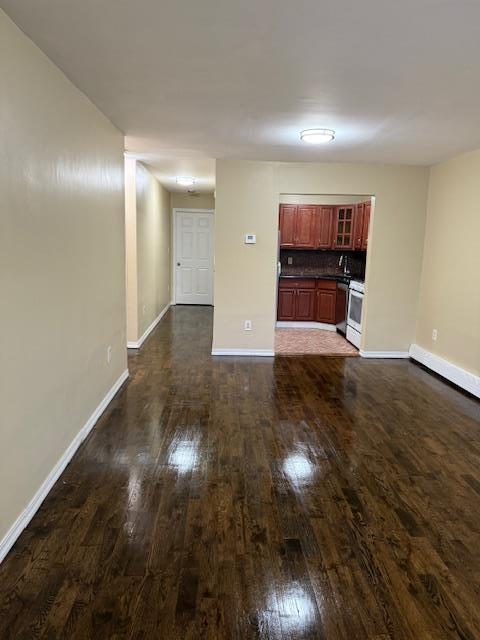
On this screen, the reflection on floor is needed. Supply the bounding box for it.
[275,328,359,356]
[1,306,480,638]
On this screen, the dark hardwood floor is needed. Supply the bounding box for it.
[1,306,480,639]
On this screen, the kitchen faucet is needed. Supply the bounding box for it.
[339,253,350,275]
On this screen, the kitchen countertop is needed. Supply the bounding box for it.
[279,273,354,284]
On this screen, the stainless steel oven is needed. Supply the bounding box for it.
[346,280,365,349]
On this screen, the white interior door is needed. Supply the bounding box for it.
[175,210,214,305]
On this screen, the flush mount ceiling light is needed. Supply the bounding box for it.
[176,176,195,186]
[300,128,335,144]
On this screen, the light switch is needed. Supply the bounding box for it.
[245,234,256,244]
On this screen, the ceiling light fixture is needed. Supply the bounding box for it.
[176,176,195,186]
[300,128,335,144]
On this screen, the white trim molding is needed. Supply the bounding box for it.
[360,350,410,359]
[276,321,336,331]
[0,369,129,565]
[211,348,275,357]
[127,303,170,349]
[409,344,480,398]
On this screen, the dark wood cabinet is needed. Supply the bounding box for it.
[295,206,316,248]
[362,201,371,250]
[315,206,334,249]
[296,289,316,320]
[279,205,316,248]
[317,290,336,323]
[316,279,337,324]
[353,203,365,250]
[279,201,370,251]
[277,288,296,320]
[279,205,296,247]
[279,278,341,324]
[278,279,316,321]
[333,206,355,249]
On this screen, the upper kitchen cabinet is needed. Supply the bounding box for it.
[294,205,316,248]
[362,201,371,250]
[315,206,334,249]
[279,205,296,247]
[279,204,316,248]
[333,205,354,249]
[279,201,370,250]
[353,202,365,250]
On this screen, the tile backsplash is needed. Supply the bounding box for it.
[280,249,366,279]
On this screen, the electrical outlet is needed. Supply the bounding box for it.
[432,329,438,341]
[287,257,293,265]
[244,320,252,331]
[107,346,112,364]
[142,304,146,315]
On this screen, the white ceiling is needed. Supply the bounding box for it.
[3,0,480,192]
[128,153,216,194]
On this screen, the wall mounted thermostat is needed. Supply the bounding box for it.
[245,234,256,244]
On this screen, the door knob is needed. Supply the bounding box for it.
[177,262,181,266]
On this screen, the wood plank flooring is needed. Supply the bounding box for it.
[1,305,479,639]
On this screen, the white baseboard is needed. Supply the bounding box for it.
[409,344,480,398]
[0,368,129,565]
[360,350,410,359]
[211,348,275,357]
[127,303,170,349]
[276,321,336,331]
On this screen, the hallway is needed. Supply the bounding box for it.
[1,306,479,639]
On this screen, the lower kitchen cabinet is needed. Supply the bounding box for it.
[316,289,336,323]
[277,288,296,320]
[278,278,340,324]
[278,279,316,321]
[316,279,337,324]
[296,289,316,320]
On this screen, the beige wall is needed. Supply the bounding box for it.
[214,161,277,352]
[124,159,172,343]
[136,163,172,337]
[280,194,369,205]
[213,160,429,353]
[415,149,480,375]
[125,157,139,343]
[0,10,126,545]
[171,192,215,211]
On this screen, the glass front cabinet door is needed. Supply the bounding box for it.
[333,206,354,249]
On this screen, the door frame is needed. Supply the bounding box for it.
[172,208,215,305]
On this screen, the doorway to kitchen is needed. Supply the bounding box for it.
[275,194,372,356]
[172,208,215,305]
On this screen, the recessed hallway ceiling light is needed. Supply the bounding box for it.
[176,176,195,186]
[300,129,335,144]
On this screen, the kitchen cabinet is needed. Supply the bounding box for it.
[277,288,296,320]
[315,206,334,249]
[279,205,296,247]
[279,205,316,248]
[295,206,316,248]
[278,279,316,321]
[279,201,370,250]
[362,201,371,250]
[316,279,337,324]
[333,205,355,249]
[353,203,365,250]
[278,278,341,324]
[296,289,316,320]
